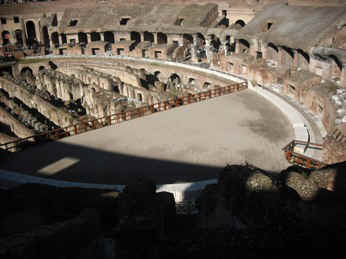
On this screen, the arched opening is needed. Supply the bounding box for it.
[296,49,310,69]
[280,46,294,67]
[51,14,58,27]
[157,32,167,44]
[48,61,58,70]
[137,93,143,102]
[20,67,34,81]
[329,55,343,72]
[1,30,10,45]
[61,33,67,44]
[188,78,195,88]
[154,71,161,81]
[51,32,59,47]
[130,31,141,43]
[42,26,50,48]
[183,34,194,46]
[143,31,154,43]
[281,46,294,59]
[211,35,221,52]
[196,33,206,60]
[78,32,88,44]
[90,31,101,42]
[237,39,250,53]
[168,73,181,89]
[218,17,229,27]
[203,82,211,89]
[105,42,112,52]
[196,33,205,46]
[15,29,23,46]
[104,31,114,43]
[26,20,36,45]
[234,20,246,28]
[297,49,310,63]
[267,42,278,61]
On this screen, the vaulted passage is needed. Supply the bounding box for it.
[104,31,114,43]
[26,21,36,45]
[42,26,50,48]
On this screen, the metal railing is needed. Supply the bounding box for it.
[282,140,325,169]
[0,82,247,152]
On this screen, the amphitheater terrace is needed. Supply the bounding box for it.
[0,0,345,183]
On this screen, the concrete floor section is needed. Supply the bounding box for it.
[1,90,294,184]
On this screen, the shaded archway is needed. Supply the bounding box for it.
[20,67,34,81]
[1,30,10,45]
[42,26,50,48]
[237,39,250,53]
[297,49,310,63]
[26,21,36,44]
[130,31,141,42]
[296,49,310,69]
[218,17,229,27]
[15,29,23,46]
[144,31,154,43]
[267,42,278,61]
[104,31,115,43]
[168,73,181,89]
[51,32,59,47]
[49,61,58,70]
[210,35,221,52]
[157,32,167,44]
[61,33,67,44]
[196,33,205,46]
[280,46,294,67]
[78,32,88,44]
[90,32,101,42]
[234,20,246,28]
[137,93,143,102]
[105,42,112,52]
[329,55,343,72]
[183,34,194,46]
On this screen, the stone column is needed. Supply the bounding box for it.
[205,36,212,63]
[140,32,144,42]
[191,34,198,62]
[235,39,241,54]
[113,32,117,43]
[153,32,158,44]
[100,32,104,42]
[87,33,92,43]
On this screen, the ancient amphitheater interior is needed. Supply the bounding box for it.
[1,0,346,254]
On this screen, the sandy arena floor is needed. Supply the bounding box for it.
[1,90,294,184]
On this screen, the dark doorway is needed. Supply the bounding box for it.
[42,26,50,48]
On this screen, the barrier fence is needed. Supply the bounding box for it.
[282,140,325,169]
[0,82,248,152]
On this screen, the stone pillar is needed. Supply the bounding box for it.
[292,50,298,69]
[100,32,104,42]
[278,47,284,67]
[205,36,212,63]
[191,34,198,62]
[113,32,117,43]
[153,32,158,44]
[235,39,241,54]
[87,33,91,43]
[140,32,144,42]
